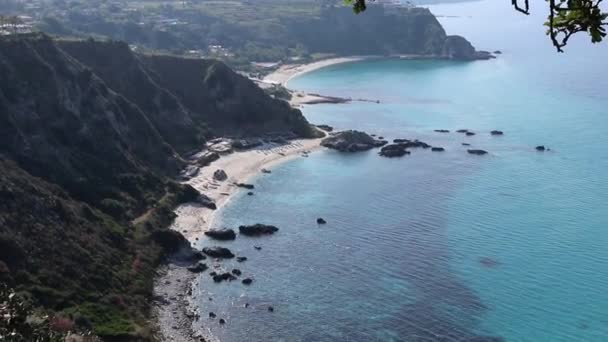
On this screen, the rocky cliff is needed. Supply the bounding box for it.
[0,33,317,339]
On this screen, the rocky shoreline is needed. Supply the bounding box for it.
[153,135,323,342]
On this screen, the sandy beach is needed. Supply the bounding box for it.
[263,56,369,86]
[154,137,323,342]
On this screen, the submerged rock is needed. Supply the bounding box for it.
[247,192,254,196]
[213,169,228,181]
[213,272,237,283]
[254,246,262,250]
[490,130,504,136]
[321,130,387,152]
[536,145,546,151]
[204,229,236,241]
[239,224,279,236]
[261,168,272,174]
[431,147,445,152]
[467,149,488,155]
[317,218,327,224]
[202,246,235,258]
[462,143,471,146]
[236,256,247,262]
[456,129,469,133]
[268,306,274,312]
[434,129,450,133]
[466,132,476,136]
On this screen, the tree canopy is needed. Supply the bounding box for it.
[345,0,608,52]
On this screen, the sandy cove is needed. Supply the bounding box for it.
[154,137,323,342]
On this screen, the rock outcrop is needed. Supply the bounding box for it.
[321,130,387,152]
[239,224,279,236]
[467,149,488,155]
[202,247,235,258]
[213,169,228,181]
[204,229,237,241]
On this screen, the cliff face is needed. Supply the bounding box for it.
[0,33,316,339]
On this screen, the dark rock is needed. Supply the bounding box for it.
[462,143,471,146]
[378,136,384,140]
[456,129,469,133]
[196,151,220,167]
[268,306,274,312]
[317,218,327,224]
[197,194,217,210]
[431,147,445,152]
[379,144,410,158]
[466,132,476,136]
[247,192,254,196]
[254,246,262,250]
[535,145,546,151]
[209,271,217,276]
[213,272,237,282]
[316,124,334,132]
[493,50,502,54]
[151,230,191,255]
[187,262,208,273]
[442,35,496,60]
[231,269,242,276]
[490,130,504,135]
[209,312,216,318]
[434,129,450,133]
[202,246,235,258]
[180,165,200,180]
[204,229,236,241]
[321,130,386,152]
[232,138,263,150]
[242,278,253,285]
[219,319,226,325]
[192,251,206,260]
[393,138,410,143]
[467,149,488,155]
[236,256,247,262]
[235,182,255,189]
[261,168,272,174]
[239,224,279,236]
[213,169,228,181]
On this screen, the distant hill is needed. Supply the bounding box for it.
[0,33,317,339]
[28,1,490,68]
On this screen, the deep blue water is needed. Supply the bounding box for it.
[193,1,608,340]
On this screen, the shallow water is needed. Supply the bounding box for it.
[193,1,608,340]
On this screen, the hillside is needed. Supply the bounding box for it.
[0,33,317,339]
[14,0,492,68]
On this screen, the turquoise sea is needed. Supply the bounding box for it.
[194,1,608,340]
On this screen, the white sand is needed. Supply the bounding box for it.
[171,137,323,241]
[263,56,369,86]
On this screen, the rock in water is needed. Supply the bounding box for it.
[213,169,228,181]
[490,130,504,135]
[219,319,226,324]
[456,129,469,133]
[467,149,488,155]
[431,147,445,152]
[254,246,262,250]
[213,272,237,282]
[197,194,217,210]
[247,192,254,196]
[379,144,410,158]
[321,130,387,152]
[317,218,327,224]
[239,224,279,236]
[268,306,274,312]
[202,247,235,258]
[187,262,208,273]
[235,182,255,189]
[462,143,471,146]
[261,168,272,174]
[204,229,236,241]
[209,312,216,318]
[434,129,450,133]
[466,132,476,136]
[236,256,247,262]
[231,269,242,276]
[242,278,253,285]
[536,145,546,151]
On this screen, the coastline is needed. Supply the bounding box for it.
[154,137,323,342]
[263,56,371,86]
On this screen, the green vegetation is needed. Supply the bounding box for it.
[0,33,318,339]
[2,0,486,70]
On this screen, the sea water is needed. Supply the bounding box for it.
[194,1,608,340]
